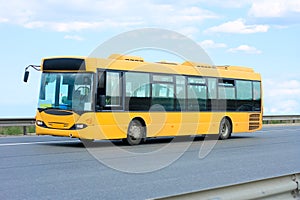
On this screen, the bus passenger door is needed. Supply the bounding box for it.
[96,70,124,111]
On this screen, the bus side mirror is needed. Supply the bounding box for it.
[23,65,41,83]
[99,95,106,107]
[24,71,29,82]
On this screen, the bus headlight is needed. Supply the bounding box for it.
[75,124,87,129]
[36,120,45,127]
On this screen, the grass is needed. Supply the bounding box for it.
[0,126,35,135]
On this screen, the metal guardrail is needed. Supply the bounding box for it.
[0,118,35,135]
[263,115,300,124]
[0,115,299,135]
[153,173,300,200]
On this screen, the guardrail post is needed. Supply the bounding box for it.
[23,126,27,135]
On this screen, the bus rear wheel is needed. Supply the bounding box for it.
[219,118,232,140]
[125,120,146,145]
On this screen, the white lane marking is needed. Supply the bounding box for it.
[1,127,299,146]
[0,140,78,147]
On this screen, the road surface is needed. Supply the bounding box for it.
[0,125,299,199]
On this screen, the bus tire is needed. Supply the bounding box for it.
[126,119,146,145]
[219,118,232,140]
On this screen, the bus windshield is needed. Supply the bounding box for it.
[38,73,94,112]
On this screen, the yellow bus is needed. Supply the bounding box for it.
[24,54,262,145]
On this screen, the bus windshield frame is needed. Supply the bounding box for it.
[38,72,94,113]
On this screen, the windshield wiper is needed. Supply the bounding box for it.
[38,107,58,112]
[38,106,73,112]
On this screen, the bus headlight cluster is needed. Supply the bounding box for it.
[36,120,45,127]
[75,124,87,129]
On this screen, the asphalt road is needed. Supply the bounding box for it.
[0,125,299,200]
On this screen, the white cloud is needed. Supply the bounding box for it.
[268,100,299,114]
[205,18,270,34]
[22,20,143,32]
[265,79,300,97]
[175,6,219,22]
[0,0,218,33]
[188,0,251,8]
[0,17,9,23]
[249,0,300,18]
[195,0,300,18]
[177,27,200,39]
[264,79,300,114]
[200,40,227,49]
[64,35,84,41]
[227,45,262,54]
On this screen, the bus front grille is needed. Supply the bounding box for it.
[249,114,260,130]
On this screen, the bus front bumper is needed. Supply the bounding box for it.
[35,125,106,140]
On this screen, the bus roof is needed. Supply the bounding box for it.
[41,54,261,81]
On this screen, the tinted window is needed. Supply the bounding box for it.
[43,58,86,70]
[188,77,206,84]
[125,72,151,111]
[126,72,150,97]
[153,74,173,82]
[152,81,175,111]
[218,79,235,99]
[106,72,121,106]
[236,80,252,100]
[188,85,207,99]
[253,81,261,100]
[207,78,217,99]
[176,76,186,111]
[187,77,207,111]
[153,84,174,98]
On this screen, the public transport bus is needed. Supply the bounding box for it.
[24,54,262,145]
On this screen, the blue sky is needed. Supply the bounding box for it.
[0,0,299,117]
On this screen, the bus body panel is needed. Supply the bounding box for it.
[36,110,262,140]
[42,56,262,81]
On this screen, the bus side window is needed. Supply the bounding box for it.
[152,74,175,111]
[218,79,235,99]
[236,80,253,111]
[207,78,217,111]
[207,78,217,99]
[187,77,207,111]
[125,72,151,111]
[218,79,236,111]
[98,71,105,95]
[96,71,105,110]
[253,81,261,111]
[253,81,261,100]
[106,71,122,107]
[175,76,186,111]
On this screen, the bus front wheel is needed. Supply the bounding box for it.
[125,120,146,145]
[219,118,232,140]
